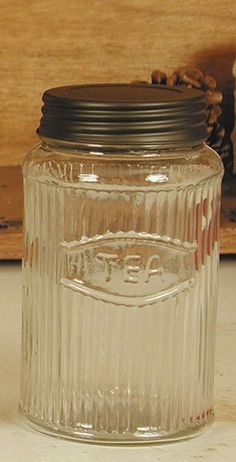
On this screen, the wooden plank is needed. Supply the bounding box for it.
[0,0,236,166]
[220,176,236,254]
[0,227,23,260]
[0,166,23,223]
[0,165,23,259]
[0,166,235,259]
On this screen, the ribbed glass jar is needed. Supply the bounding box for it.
[20,84,224,443]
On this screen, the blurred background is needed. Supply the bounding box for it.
[0,0,235,165]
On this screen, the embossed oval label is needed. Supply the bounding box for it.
[60,232,197,306]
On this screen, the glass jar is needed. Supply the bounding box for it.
[20,84,223,443]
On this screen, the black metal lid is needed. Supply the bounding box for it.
[37,83,208,148]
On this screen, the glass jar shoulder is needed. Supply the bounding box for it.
[23,142,223,190]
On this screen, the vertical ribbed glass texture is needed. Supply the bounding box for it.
[20,143,223,443]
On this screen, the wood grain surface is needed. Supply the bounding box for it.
[0,0,236,165]
[0,166,235,259]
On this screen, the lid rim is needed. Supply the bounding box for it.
[38,83,208,146]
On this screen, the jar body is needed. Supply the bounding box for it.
[20,141,223,443]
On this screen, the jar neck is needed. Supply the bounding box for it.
[40,136,204,158]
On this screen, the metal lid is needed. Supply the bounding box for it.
[37,83,208,147]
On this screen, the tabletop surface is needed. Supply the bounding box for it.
[0,257,235,462]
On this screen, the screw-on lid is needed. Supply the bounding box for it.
[37,83,208,148]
